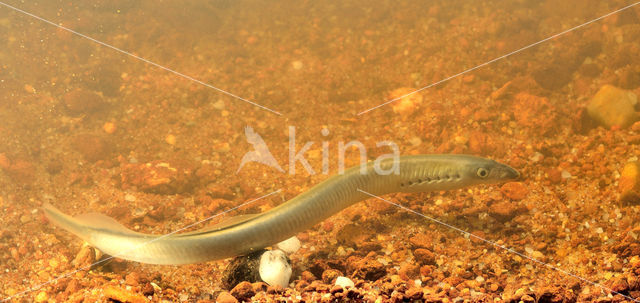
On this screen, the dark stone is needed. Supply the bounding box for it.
[222,250,265,290]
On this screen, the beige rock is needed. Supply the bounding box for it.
[587,85,639,128]
[389,87,423,116]
[620,161,640,204]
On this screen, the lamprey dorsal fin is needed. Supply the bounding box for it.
[178,213,261,236]
[43,202,260,239]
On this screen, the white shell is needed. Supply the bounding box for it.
[259,250,292,287]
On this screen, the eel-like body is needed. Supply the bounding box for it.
[43,154,519,265]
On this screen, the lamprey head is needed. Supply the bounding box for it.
[464,157,520,185]
[395,155,520,193]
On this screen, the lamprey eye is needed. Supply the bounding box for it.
[477,167,489,178]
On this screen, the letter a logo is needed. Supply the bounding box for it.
[237,126,284,173]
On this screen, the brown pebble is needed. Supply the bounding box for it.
[488,200,521,222]
[125,272,141,286]
[408,233,432,249]
[547,168,562,184]
[620,161,640,204]
[405,288,424,300]
[72,244,96,269]
[103,285,147,303]
[300,270,316,282]
[251,282,267,293]
[215,291,238,303]
[413,248,436,265]
[330,285,344,294]
[71,134,112,162]
[230,281,255,302]
[141,283,154,296]
[321,269,342,284]
[349,257,387,281]
[500,182,528,200]
[0,154,36,184]
[62,89,106,114]
[266,284,283,294]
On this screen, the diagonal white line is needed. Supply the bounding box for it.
[1,189,281,302]
[357,188,639,302]
[357,1,640,115]
[0,1,282,116]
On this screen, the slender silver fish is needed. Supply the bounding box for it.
[43,154,519,265]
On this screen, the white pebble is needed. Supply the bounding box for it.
[276,236,301,254]
[561,170,572,179]
[409,136,422,147]
[334,276,354,288]
[259,250,292,288]
[124,194,136,202]
[292,60,303,70]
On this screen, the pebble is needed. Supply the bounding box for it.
[62,89,106,114]
[322,269,342,284]
[291,60,303,70]
[72,134,112,162]
[103,285,147,303]
[276,236,301,254]
[230,281,255,302]
[488,200,520,222]
[34,291,48,303]
[258,249,292,288]
[500,182,528,200]
[620,161,640,204]
[389,87,423,116]
[586,84,639,128]
[334,276,355,288]
[165,134,176,145]
[547,168,562,184]
[413,248,436,265]
[408,233,432,249]
[215,291,238,303]
[103,122,117,134]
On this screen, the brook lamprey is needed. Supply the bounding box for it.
[43,154,519,265]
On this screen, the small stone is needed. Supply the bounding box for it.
[413,248,436,265]
[34,291,48,303]
[322,269,342,284]
[620,161,640,204]
[222,250,264,290]
[103,285,147,303]
[586,84,639,128]
[389,87,423,116]
[335,276,355,289]
[408,233,432,249]
[125,272,141,286]
[547,168,562,184]
[230,281,255,302]
[520,294,535,303]
[72,244,96,269]
[215,291,238,303]
[276,236,301,254]
[291,60,303,70]
[349,257,387,281]
[103,122,117,134]
[72,134,112,162]
[500,182,528,200]
[405,288,424,300]
[62,89,106,114]
[165,134,176,145]
[488,200,521,222]
[258,250,291,288]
